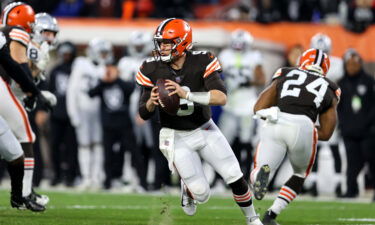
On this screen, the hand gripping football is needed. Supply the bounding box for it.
[156,78,180,115]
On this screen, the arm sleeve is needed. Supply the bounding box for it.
[204,71,227,94]
[0,48,39,95]
[138,87,155,120]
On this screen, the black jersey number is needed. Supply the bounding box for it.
[280,70,329,108]
[177,86,194,116]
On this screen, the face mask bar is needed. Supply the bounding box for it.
[153,37,178,62]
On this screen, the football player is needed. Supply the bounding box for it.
[0,30,47,212]
[67,38,111,189]
[251,48,340,225]
[0,2,56,209]
[308,33,343,196]
[218,29,265,183]
[137,18,263,225]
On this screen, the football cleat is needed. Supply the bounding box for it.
[247,216,264,225]
[31,189,50,206]
[11,195,45,212]
[180,181,197,216]
[262,210,279,225]
[253,165,270,200]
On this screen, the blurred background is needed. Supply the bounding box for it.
[0,0,374,202]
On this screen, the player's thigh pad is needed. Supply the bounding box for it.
[251,121,288,183]
[0,117,23,161]
[0,79,35,143]
[174,131,210,203]
[201,120,243,184]
[285,115,317,177]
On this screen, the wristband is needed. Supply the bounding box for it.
[186,92,211,105]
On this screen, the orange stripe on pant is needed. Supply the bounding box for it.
[5,83,33,143]
[305,128,318,177]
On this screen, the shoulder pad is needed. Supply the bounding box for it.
[9,27,30,47]
[272,67,291,80]
[192,51,222,78]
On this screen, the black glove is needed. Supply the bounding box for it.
[23,91,57,112]
[23,95,37,112]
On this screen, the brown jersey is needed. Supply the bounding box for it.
[273,67,341,122]
[137,51,225,130]
[0,26,31,83]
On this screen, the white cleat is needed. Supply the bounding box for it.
[180,181,197,216]
[247,216,264,225]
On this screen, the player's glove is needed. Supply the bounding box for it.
[23,91,57,112]
[253,106,280,123]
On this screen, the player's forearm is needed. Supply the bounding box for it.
[317,126,335,141]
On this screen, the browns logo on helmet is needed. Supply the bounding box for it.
[299,48,330,75]
[1,2,35,33]
[153,18,193,62]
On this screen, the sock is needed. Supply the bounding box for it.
[7,156,24,200]
[270,175,304,215]
[78,146,91,184]
[22,157,34,197]
[229,177,257,219]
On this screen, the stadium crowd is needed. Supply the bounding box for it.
[0,0,374,217]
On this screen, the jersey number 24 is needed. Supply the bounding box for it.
[280,69,328,108]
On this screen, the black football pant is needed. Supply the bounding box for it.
[343,136,375,196]
[50,118,80,185]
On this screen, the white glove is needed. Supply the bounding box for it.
[40,90,57,106]
[253,106,280,123]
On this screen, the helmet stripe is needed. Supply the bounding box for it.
[314,49,323,66]
[2,2,23,26]
[156,18,175,36]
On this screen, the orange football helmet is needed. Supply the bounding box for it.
[1,2,35,33]
[153,18,193,62]
[299,48,330,75]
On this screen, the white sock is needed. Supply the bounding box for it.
[270,186,297,214]
[22,157,34,197]
[78,146,91,183]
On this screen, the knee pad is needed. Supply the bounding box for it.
[189,179,210,203]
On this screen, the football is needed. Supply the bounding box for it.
[156,78,180,115]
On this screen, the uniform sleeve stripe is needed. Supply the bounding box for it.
[137,71,153,86]
[10,29,29,38]
[272,68,282,79]
[136,72,154,87]
[203,59,221,78]
[9,35,29,46]
[205,58,218,72]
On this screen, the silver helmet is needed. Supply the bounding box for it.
[310,33,332,54]
[86,38,113,65]
[32,13,59,47]
[128,31,152,58]
[230,29,253,51]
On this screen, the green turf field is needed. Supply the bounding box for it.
[0,190,374,225]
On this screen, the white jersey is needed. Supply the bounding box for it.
[11,41,50,101]
[326,56,343,83]
[218,48,262,116]
[66,57,105,126]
